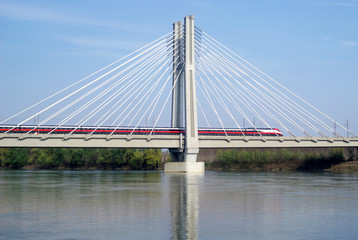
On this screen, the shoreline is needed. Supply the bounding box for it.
[2,161,358,173]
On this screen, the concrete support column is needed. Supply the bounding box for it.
[171,21,184,129]
[183,15,199,163]
[165,15,203,172]
[170,21,185,162]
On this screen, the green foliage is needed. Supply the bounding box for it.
[62,148,85,168]
[96,148,113,169]
[215,150,234,171]
[1,148,28,169]
[0,147,163,170]
[129,150,144,170]
[297,148,345,171]
[82,148,99,167]
[0,147,351,172]
[162,150,172,163]
[144,149,161,169]
[0,148,10,167]
[213,148,348,172]
[30,148,61,169]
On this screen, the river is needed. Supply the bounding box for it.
[1,170,358,239]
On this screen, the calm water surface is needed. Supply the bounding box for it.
[1,170,358,240]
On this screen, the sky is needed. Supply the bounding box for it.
[0,0,357,133]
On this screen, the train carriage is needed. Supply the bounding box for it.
[0,125,283,136]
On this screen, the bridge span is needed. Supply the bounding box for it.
[1,133,357,149]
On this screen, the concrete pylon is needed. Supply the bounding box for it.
[171,21,184,130]
[165,15,204,172]
[169,21,185,163]
[183,15,199,163]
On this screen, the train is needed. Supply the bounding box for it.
[0,125,283,136]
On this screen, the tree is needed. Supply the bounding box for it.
[144,149,161,169]
[0,148,10,167]
[62,148,85,168]
[129,150,144,169]
[2,148,28,169]
[96,148,113,169]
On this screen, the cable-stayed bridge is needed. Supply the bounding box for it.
[1,15,357,171]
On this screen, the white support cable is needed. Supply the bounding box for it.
[197,58,273,135]
[97,46,176,131]
[196,48,268,131]
[110,43,181,129]
[196,56,264,136]
[201,32,352,137]
[0,31,174,126]
[7,35,173,135]
[200,39,329,137]
[109,56,172,129]
[85,44,171,124]
[128,64,174,135]
[73,44,169,128]
[202,55,301,137]
[143,62,181,134]
[199,45,311,137]
[198,54,275,138]
[197,98,211,127]
[148,67,184,136]
[109,50,180,135]
[197,51,272,136]
[197,48,294,136]
[83,41,173,129]
[52,47,167,133]
[196,70,229,138]
[124,44,183,128]
[193,45,212,129]
[196,51,253,127]
[195,60,228,130]
[43,38,173,130]
[102,46,176,130]
[207,33,344,135]
[205,49,321,138]
[58,40,173,134]
[195,59,243,131]
[198,55,279,133]
[195,77,218,125]
[126,66,172,128]
[111,35,179,132]
[198,44,308,136]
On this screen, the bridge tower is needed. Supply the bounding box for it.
[165,15,204,172]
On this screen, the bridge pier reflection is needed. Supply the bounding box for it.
[168,172,203,240]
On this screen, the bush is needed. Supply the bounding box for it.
[213,148,348,172]
[297,149,345,171]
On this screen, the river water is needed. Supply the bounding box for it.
[1,170,358,240]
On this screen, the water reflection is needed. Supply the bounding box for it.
[2,171,358,240]
[168,173,203,240]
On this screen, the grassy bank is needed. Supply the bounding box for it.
[206,148,355,172]
[0,148,164,170]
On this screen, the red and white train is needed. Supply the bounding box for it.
[0,125,283,136]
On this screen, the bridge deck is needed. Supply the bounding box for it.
[1,133,357,149]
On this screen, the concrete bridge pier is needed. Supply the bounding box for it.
[165,15,204,172]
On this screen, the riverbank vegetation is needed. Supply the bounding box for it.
[1,147,357,172]
[0,148,163,170]
[207,148,356,172]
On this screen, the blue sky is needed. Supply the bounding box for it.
[0,0,357,133]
